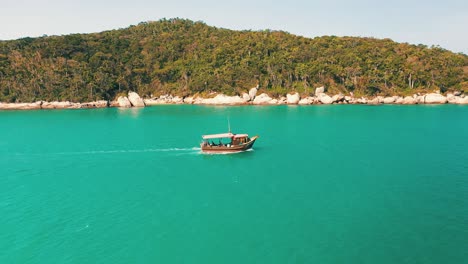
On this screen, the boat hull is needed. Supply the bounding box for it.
[201,136,258,153]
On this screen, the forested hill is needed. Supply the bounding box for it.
[0,18,467,103]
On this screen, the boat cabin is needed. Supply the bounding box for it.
[201,133,250,147]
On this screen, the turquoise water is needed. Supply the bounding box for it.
[1,105,467,263]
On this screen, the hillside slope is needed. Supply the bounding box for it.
[0,18,467,102]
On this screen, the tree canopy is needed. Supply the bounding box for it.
[0,18,467,102]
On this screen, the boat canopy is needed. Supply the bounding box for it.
[202,133,249,140]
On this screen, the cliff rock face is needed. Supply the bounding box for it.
[117,96,132,107]
[128,92,145,107]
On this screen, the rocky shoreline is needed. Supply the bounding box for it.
[1,87,467,110]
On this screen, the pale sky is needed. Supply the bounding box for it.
[1,0,467,54]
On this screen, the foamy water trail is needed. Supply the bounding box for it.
[12,147,201,156]
[57,147,201,155]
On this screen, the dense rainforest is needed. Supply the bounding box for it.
[0,18,467,103]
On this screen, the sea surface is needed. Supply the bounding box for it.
[1,105,467,264]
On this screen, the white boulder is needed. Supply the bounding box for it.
[368,97,380,105]
[424,93,447,104]
[286,93,300,104]
[383,97,396,104]
[198,94,248,105]
[401,96,416,104]
[455,97,468,104]
[172,96,184,104]
[447,94,457,104]
[242,93,251,102]
[117,96,132,108]
[318,93,333,104]
[183,97,194,104]
[252,93,274,105]
[315,86,325,96]
[298,97,315,105]
[249,87,258,100]
[332,94,345,103]
[127,92,145,107]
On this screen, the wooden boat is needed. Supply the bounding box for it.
[200,132,259,153]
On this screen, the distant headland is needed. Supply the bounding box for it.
[0,18,466,109]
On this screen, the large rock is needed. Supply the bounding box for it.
[183,97,194,104]
[0,101,43,110]
[416,95,425,104]
[402,96,416,104]
[455,96,468,104]
[249,87,258,100]
[172,96,184,104]
[395,97,404,104]
[447,94,458,104]
[368,97,380,105]
[298,97,315,105]
[252,93,274,105]
[286,93,300,104]
[117,96,132,108]
[315,86,325,96]
[197,94,248,105]
[242,93,251,102]
[383,97,396,104]
[318,93,333,104]
[127,92,145,107]
[332,94,345,103]
[424,93,447,104]
[269,99,279,105]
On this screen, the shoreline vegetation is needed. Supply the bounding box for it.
[1,19,467,107]
[1,87,467,110]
